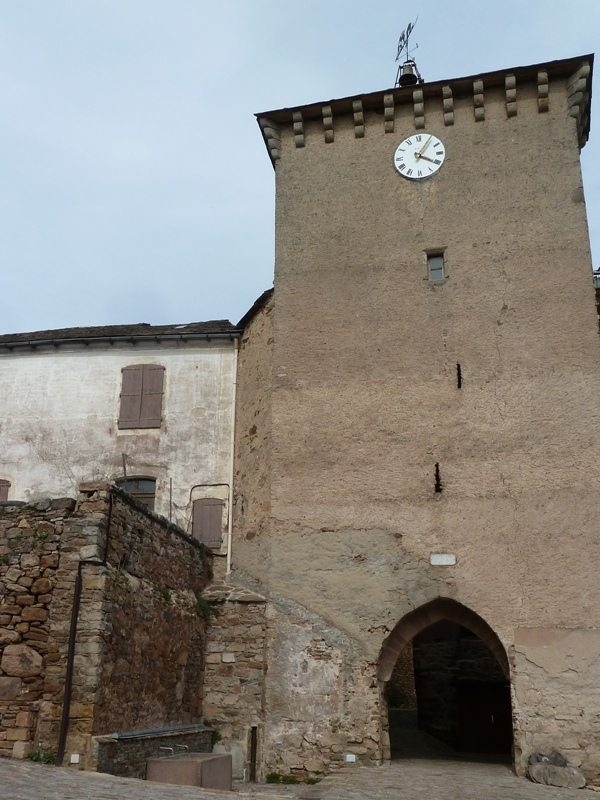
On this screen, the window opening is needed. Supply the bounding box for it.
[0,479,10,501]
[116,476,156,510]
[249,726,258,782]
[457,363,462,389]
[427,252,445,282]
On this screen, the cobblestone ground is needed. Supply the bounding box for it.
[1,758,599,800]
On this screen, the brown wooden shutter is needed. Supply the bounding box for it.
[0,480,10,501]
[192,498,224,548]
[118,364,164,429]
[139,365,165,428]
[118,365,144,429]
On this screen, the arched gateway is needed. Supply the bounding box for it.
[378,599,513,761]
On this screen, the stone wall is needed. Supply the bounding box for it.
[235,58,600,779]
[89,486,211,750]
[260,595,382,778]
[0,484,213,770]
[95,724,212,779]
[233,292,273,546]
[202,583,267,779]
[0,497,78,759]
[386,644,416,711]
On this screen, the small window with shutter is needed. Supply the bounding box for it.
[0,480,10,501]
[115,477,156,511]
[192,498,225,549]
[118,364,165,429]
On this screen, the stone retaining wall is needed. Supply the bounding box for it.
[202,583,266,779]
[0,497,80,759]
[0,484,213,769]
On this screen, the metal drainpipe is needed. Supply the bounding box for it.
[225,338,239,577]
[56,491,113,765]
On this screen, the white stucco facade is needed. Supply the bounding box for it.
[0,335,237,540]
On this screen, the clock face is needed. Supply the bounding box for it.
[393,133,446,180]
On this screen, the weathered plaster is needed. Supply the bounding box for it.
[235,60,600,778]
[0,341,235,535]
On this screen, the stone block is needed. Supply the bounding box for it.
[528,762,586,788]
[15,710,35,728]
[69,702,94,719]
[1,644,43,677]
[16,595,35,606]
[21,607,48,622]
[6,727,30,741]
[79,545,100,560]
[0,629,21,645]
[0,677,22,699]
[12,740,31,759]
[31,578,52,595]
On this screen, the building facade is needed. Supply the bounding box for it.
[0,322,238,554]
[229,53,600,779]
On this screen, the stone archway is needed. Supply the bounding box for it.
[378,599,512,761]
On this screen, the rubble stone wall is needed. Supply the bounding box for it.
[202,584,266,779]
[0,497,84,760]
[0,484,213,769]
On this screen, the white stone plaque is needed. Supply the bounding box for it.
[429,553,456,566]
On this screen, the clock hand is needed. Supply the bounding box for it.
[415,135,433,158]
[418,153,438,164]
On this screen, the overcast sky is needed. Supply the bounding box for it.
[0,1,598,334]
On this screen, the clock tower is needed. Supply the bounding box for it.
[230,54,598,781]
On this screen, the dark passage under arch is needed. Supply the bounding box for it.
[379,599,513,761]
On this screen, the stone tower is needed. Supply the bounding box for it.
[230,54,598,780]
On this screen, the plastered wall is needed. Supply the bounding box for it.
[234,61,600,778]
[0,341,235,534]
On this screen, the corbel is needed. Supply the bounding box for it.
[383,94,395,133]
[322,105,334,143]
[258,117,281,162]
[537,70,549,113]
[413,89,425,129]
[505,74,517,118]
[353,100,365,138]
[292,111,305,148]
[567,62,591,146]
[473,79,485,122]
[442,86,454,126]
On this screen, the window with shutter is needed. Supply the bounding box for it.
[0,480,10,501]
[115,477,156,510]
[192,498,225,549]
[118,364,165,429]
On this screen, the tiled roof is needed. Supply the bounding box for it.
[0,320,239,349]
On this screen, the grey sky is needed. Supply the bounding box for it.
[0,1,598,334]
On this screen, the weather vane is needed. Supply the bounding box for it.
[395,18,424,87]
